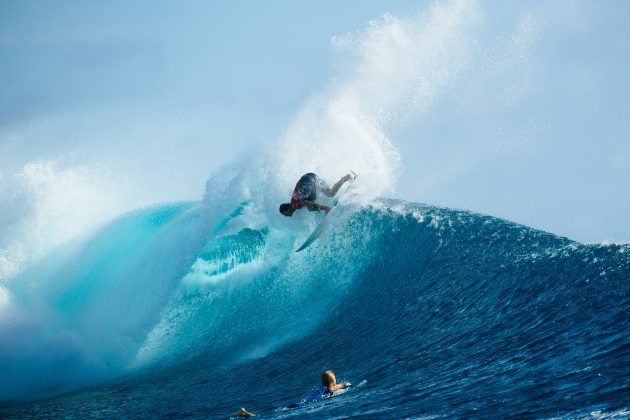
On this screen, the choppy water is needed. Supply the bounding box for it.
[1,198,628,418]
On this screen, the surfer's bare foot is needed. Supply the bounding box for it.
[230,407,256,417]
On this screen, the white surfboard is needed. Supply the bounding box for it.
[295,175,356,252]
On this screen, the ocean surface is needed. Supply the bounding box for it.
[1,196,628,419]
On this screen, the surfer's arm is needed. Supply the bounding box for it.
[300,200,331,213]
[329,382,351,391]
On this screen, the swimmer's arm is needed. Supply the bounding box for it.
[300,200,331,213]
[329,382,351,391]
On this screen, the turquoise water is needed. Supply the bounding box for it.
[1,199,629,418]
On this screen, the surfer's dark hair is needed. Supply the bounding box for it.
[279,203,292,215]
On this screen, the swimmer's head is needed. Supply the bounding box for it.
[279,203,295,217]
[321,370,336,388]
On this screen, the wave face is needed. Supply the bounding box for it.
[1,198,628,418]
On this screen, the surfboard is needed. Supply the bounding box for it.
[295,175,356,252]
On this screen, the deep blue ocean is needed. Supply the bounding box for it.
[1,197,629,419]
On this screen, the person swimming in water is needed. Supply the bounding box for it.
[229,370,352,417]
[300,370,352,404]
[279,172,355,217]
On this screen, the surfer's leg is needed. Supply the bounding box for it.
[323,173,354,197]
[316,177,333,197]
[230,407,256,417]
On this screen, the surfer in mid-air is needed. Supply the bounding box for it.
[279,171,355,217]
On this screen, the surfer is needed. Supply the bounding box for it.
[300,370,352,404]
[229,370,352,417]
[279,172,355,217]
[229,408,256,418]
